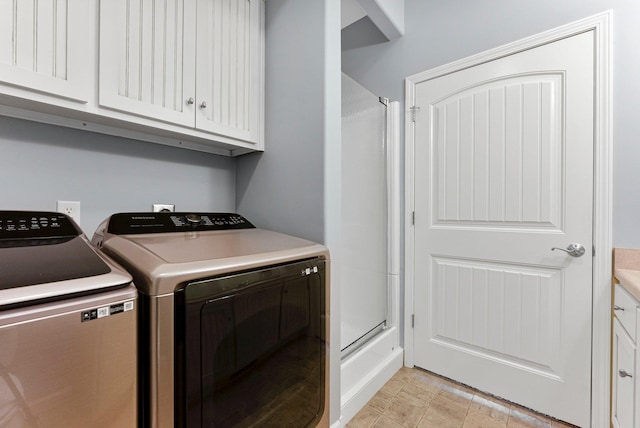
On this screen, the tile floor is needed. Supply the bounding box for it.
[346,367,578,428]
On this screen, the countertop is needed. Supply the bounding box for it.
[613,248,640,301]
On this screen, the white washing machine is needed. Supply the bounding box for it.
[93,212,330,428]
[0,211,138,428]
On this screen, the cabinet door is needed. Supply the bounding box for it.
[0,0,89,102]
[613,318,636,428]
[99,0,196,126]
[195,0,262,144]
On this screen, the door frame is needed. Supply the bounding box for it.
[404,11,612,427]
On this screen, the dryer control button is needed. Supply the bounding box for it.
[185,214,202,225]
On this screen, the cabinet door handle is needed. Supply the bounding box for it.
[614,305,625,311]
[186,97,195,105]
[619,369,633,378]
[200,101,207,109]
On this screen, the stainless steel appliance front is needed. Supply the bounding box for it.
[0,287,138,427]
[0,211,138,427]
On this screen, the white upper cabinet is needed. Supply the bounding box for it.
[0,0,264,154]
[0,0,90,103]
[99,0,263,145]
[99,0,196,126]
[195,0,261,143]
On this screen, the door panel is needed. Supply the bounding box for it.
[0,0,89,102]
[433,74,563,229]
[412,31,594,426]
[99,0,196,126]
[430,257,563,377]
[196,0,260,143]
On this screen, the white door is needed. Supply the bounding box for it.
[412,31,594,426]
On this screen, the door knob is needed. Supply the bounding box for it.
[551,243,586,257]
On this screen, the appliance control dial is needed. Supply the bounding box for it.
[185,214,203,225]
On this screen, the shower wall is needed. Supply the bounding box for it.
[341,73,388,353]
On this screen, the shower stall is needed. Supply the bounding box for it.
[340,73,401,422]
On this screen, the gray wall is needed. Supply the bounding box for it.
[236,0,327,243]
[342,0,640,247]
[0,116,236,235]
[236,0,342,423]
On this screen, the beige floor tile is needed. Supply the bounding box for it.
[437,382,474,408]
[468,393,510,423]
[393,366,418,383]
[507,407,552,428]
[395,389,435,409]
[369,389,395,413]
[372,415,410,428]
[418,411,466,428]
[350,368,571,428]
[406,373,442,395]
[382,396,428,427]
[417,395,468,428]
[412,369,447,384]
[380,377,409,396]
[400,381,438,404]
[463,411,508,428]
[346,405,382,428]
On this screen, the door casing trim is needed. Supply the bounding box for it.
[403,11,612,427]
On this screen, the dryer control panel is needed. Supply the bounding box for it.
[107,212,255,235]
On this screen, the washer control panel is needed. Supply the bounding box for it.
[0,211,80,239]
[107,212,255,235]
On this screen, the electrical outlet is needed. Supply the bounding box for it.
[57,200,81,225]
[152,204,175,212]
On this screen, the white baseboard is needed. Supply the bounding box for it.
[338,327,403,426]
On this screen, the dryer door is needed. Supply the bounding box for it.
[175,258,327,428]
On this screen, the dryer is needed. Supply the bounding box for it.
[92,212,330,428]
[0,211,138,427]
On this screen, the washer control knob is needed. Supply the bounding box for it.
[185,214,202,226]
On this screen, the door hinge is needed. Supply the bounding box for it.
[410,106,420,122]
[593,245,596,257]
[412,211,415,225]
[411,314,415,328]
